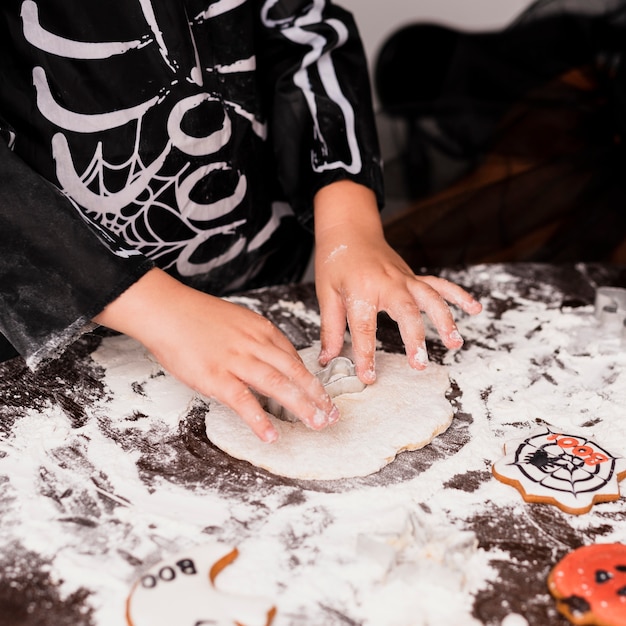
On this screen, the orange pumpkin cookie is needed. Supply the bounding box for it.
[548,543,626,626]
[492,428,626,514]
[126,543,276,626]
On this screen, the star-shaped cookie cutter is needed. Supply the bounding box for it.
[594,286,626,342]
[264,356,366,423]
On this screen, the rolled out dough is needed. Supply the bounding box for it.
[204,343,454,480]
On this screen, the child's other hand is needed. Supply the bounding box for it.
[94,269,338,442]
[314,181,482,384]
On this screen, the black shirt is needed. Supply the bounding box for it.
[0,0,383,366]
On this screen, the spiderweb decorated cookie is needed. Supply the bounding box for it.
[548,543,626,626]
[126,543,276,626]
[492,428,626,514]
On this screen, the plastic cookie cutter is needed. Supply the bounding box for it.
[594,286,626,342]
[264,356,366,423]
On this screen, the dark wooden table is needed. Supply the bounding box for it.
[0,263,625,626]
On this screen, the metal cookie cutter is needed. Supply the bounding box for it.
[265,356,366,423]
[594,286,626,341]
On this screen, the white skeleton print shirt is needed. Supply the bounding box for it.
[0,0,382,366]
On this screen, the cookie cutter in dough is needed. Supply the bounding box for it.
[594,286,626,341]
[264,356,366,423]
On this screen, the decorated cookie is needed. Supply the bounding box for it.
[126,543,276,626]
[548,543,626,626]
[492,428,626,514]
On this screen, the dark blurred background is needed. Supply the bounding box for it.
[351,0,626,269]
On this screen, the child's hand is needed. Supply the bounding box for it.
[94,269,339,442]
[314,181,482,384]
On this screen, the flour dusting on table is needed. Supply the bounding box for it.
[0,264,625,625]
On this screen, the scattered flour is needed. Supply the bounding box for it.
[1,264,625,625]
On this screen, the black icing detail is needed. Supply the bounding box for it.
[564,595,591,617]
[526,449,551,468]
[617,586,626,597]
[616,564,626,572]
[596,569,613,583]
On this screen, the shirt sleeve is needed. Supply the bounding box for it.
[0,135,154,369]
[256,0,384,228]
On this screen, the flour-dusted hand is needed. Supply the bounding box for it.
[93,269,339,442]
[314,181,482,384]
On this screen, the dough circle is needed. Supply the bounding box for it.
[204,344,454,480]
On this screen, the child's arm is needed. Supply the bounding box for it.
[93,268,339,443]
[313,180,482,384]
[0,138,154,369]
